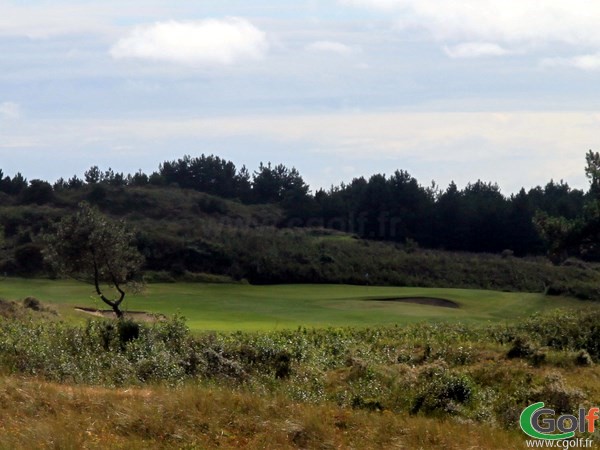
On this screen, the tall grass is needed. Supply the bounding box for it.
[0,308,599,442]
[0,376,531,449]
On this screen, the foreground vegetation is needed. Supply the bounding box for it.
[0,304,599,448]
[0,375,530,449]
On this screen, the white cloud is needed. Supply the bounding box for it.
[306,41,355,55]
[340,1,600,56]
[542,53,600,71]
[444,42,511,59]
[110,18,269,66]
[0,102,21,120]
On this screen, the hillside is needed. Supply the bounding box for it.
[1,182,600,299]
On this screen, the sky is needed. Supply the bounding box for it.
[1,0,600,194]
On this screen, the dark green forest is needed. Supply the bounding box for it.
[2,152,600,297]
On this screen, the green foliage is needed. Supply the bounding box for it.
[43,202,143,316]
[44,202,143,285]
[530,373,585,414]
[534,211,581,264]
[585,149,600,198]
[0,151,592,274]
[252,162,309,204]
[13,242,45,274]
[0,316,192,385]
[22,297,41,311]
[412,365,475,415]
[499,309,600,360]
[0,309,597,434]
[532,150,600,264]
[20,179,54,205]
[575,349,594,367]
[506,336,536,359]
[1,152,598,289]
[117,319,140,346]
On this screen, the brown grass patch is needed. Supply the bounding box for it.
[0,374,530,449]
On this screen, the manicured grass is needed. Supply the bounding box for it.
[1,278,596,331]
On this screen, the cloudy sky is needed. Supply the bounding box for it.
[1,0,600,193]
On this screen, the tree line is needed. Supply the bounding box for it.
[0,153,593,258]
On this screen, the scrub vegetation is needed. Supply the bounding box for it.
[0,305,598,448]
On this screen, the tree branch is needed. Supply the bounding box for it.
[104,258,126,306]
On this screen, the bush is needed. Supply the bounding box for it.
[0,309,597,431]
[509,310,600,360]
[118,319,140,346]
[575,349,594,367]
[412,365,475,415]
[22,297,42,311]
[197,197,228,214]
[0,299,19,318]
[507,337,536,359]
[530,373,584,414]
[143,271,176,283]
[0,316,193,385]
[179,272,239,284]
[14,243,45,274]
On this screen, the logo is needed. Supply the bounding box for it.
[520,402,599,440]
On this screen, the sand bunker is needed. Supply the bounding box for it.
[74,307,166,322]
[364,297,459,309]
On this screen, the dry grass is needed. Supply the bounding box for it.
[1,309,599,449]
[0,374,530,450]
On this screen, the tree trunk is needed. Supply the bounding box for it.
[111,303,124,319]
[93,259,126,319]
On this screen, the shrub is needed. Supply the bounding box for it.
[575,349,594,367]
[530,373,584,414]
[142,271,176,283]
[0,309,598,431]
[118,319,140,347]
[509,310,600,360]
[412,365,475,415]
[274,351,292,379]
[22,297,42,311]
[14,243,45,274]
[0,299,19,318]
[507,337,536,359]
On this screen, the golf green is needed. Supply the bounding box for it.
[0,278,595,331]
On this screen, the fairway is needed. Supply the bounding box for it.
[0,278,596,331]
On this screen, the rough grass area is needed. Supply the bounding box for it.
[0,309,600,448]
[0,376,528,450]
[1,279,596,331]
